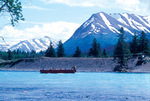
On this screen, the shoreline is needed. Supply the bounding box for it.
[1,57,150,73]
[1,69,150,74]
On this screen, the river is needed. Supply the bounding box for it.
[0,71,150,101]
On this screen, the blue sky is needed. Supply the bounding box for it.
[0,0,150,45]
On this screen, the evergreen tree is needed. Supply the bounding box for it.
[45,42,56,57]
[0,50,45,60]
[97,43,101,56]
[30,50,36,58]
[0,51,8,60]
[73,46,82,57]
[39,50,44,57]
[139,31,149,54]
[102,49,108,57]
[16,49,21,55]
[113,27,131,69]
[7,49,13,60]
[25,52,30,58]
[15,49,21,58]
[57,40,65,57]
[88,38,101,57]
[88,48,93,57]
[129,33,139,56]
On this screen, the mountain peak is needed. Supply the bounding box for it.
[8,36,58,53]
[64,12,150,55]
[1,12,150,54]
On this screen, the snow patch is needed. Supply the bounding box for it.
[143,16,150,24]
[23,43,31,52]
[100,13,111,26]
[136,15,150,28]
[83,17,95,28]
[91,24,95,29]
[102,32,108,34]
[8,36,58,52]
[118,25,134,35]
[118,18,128,26]
[96,23,105,29]
[123,14,138,30]
[100,13,119,33]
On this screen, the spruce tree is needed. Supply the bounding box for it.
[39,51,44,57]
[57,40,65,57]
[88,38,101,57]
[97,43,101,56]
[129,33,139,56]
[31,50,36,58]
[102,49,108,57]
[139,31,149,55]
[113,27,131,69]
[88,48,93,57]
[7,49,13,60]
[45,42,56,57]
[73,46,82,57]
[0,51,8,60]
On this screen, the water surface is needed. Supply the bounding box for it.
[0,71,150,101]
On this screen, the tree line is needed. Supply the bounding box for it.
[45,40,109,58]
[0,39,108,60]
[45,28,150,59]
[0,27,149,61]
[113,27,150,72]
[0,49,44,60]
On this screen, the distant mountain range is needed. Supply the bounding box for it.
[0,44,9,51]
[0,12,150,54]
[0,36,58,52]
[64,12,150,54]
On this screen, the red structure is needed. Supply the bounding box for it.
[40,66,76,73]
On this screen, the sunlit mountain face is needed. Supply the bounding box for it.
[64,12,150,54]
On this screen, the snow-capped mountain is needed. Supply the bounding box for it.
[9,36,58,52]
[64,12,150,54]
[1,12,150,54]
[0,44,10,51]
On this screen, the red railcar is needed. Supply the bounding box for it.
[40,66,76,73]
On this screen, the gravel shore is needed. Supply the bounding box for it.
[1,57,150,73]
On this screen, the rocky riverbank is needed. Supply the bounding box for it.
[1,57,150,73]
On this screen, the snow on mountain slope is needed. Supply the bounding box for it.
[1,12,150,54]
[9,36,58,52]
[109,13,150,33]
[0,44,10,51]
[64,12,150,54]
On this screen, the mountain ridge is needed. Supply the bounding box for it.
[0,36,58,52]
[0,12,150,54]
[64,12,150,54]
